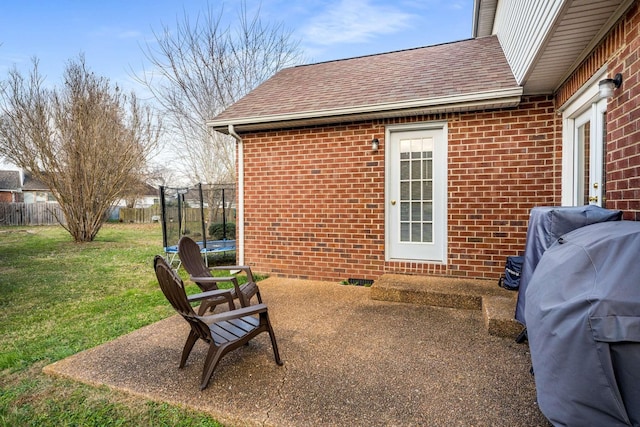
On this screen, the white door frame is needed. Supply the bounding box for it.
[561,69,608,206]
[385,122,448,263]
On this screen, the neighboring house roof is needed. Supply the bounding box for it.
[473,0,632,94]
[21,173,50,191]
[0,170,21,191]
[209,36,522,133]
[142,183,159,197]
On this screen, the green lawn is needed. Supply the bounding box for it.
[0,223,239,426]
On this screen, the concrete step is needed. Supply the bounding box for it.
[371,273,523,339]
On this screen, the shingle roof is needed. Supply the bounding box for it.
[21,173,49,191]
[209,36,521,133]
[0,170,20,190]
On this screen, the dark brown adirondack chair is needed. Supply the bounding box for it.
[153,255,283,390]
[178,236,261,312]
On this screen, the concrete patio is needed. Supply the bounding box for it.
[44,276,549,426]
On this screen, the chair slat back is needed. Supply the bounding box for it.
[154,255,211,340]
[178,236,211,279]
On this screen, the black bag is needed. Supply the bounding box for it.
[498,255,524,290]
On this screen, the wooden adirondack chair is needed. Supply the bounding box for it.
[153,255,283,390]
[178,236,261,312]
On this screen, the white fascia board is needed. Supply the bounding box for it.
[207,87,523,132]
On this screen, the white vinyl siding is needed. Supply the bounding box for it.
[493,0,567,85]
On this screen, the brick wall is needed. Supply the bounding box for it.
[445,96,560,278]
[240,95,560,281]
[603,2,640,220]
[0,192,13,203]
[242,123,386,281]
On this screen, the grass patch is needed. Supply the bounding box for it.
[0,223,240,426]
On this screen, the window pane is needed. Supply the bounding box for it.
[400,139,410,159]
[400,160,410,180]
[400,202,410,221]
[411,139,422,157]
[401,223,410,241]
[423,159,432,179]
[577,121,590,206]
[401,182,410,200]
[411,223,421,242]
[422,223,433,243]
[411,160,421,179]
[411,202,421,221]
[422,181,432,200]
[423,202,433,221]
[411,181,421,200]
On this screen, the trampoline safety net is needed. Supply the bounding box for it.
[159,183,236,268]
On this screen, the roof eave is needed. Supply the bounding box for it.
[472,0,498,38]
[208,87,523,134]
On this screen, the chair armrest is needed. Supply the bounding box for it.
[187,288,233,303]
[211,265,255,282]
[200,303,268,323]
[190,276,238,284]
[190,275,244,305]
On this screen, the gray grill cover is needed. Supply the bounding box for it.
[515,206,622,325]
[525,220,640,426]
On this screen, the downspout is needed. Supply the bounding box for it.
[228,124,245,266]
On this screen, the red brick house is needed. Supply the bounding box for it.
[0,169,55,203]
[208,0,639,282]
[0,170,21,202]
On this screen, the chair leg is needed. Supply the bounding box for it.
[197,301,213,315]
[256,289,263,304]
[180,331,199,368]
[263,313,283,366]
[200,344,225,390]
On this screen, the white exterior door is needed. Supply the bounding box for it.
[562,74,607,207]
[572,102,606,205]
[386,123,447,262]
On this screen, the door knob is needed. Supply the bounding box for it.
[391,200,396,205]
[589,196,598,203]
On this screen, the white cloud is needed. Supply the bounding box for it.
[301,0,415,45]
[89,26,143,40]
[116,30,144,40]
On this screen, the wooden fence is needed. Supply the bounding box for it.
[118,206,162,223]
[0,203,236,226]
[0,203,66,226]
[118,207,236,224]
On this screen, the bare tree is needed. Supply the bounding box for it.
[121,165,176,208]
[146,164,177,189]
[134,1,304,193]
[0,56,161,242]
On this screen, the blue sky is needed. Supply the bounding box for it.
[0,0,473,95]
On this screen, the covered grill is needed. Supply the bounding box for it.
[525,220,640,426]
[515,205,622,325]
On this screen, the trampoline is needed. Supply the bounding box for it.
[159,183,236,268]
